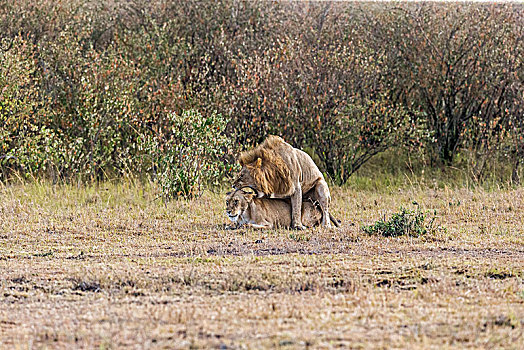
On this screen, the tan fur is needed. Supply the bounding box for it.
[225,189,322,229]
[234,135,335,228]
[237,136,293,195]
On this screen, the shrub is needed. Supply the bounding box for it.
[362,206,437,237]
[0,1,522,185]
[148,110,236,200]
[364,3,523,165]
[312,96,420,185]
[0,36,62,178]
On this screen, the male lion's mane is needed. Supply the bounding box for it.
[238,136,293,195]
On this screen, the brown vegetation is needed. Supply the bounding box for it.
[1,1,522,185]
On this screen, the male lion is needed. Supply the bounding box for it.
[233,135,333,229]
[225,188,333,229]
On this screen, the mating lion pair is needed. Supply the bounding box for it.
[226,135,339,230]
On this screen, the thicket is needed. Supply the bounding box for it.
[1,1,522,191]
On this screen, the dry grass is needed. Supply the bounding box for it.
[0,181,523,349]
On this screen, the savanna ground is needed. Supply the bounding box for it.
[0,179,523,349]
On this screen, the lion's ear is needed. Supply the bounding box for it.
[255,157,262,168]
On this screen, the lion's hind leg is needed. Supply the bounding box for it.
[314,179,332,228]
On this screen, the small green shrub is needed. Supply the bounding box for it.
[149,109,236,200]
[362,206,437,237]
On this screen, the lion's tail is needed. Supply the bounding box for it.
[329,213,341,227]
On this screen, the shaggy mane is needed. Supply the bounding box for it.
[238,135,284,166]
[238,136,293,194]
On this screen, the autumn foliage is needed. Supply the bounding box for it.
[0,1,522,186]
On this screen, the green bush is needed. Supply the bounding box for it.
[362,206,437,237]
[148,110,236,200]
[0,36,63,178]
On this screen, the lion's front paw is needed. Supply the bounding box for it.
[292,224,307,230]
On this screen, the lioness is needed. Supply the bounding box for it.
[233,135,333,229]
[225,188,331,229]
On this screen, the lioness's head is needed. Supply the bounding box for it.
[225,189,256,223]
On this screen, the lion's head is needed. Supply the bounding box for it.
[233,136,293,196]
[232,166,260,195]
[225,189,255,223]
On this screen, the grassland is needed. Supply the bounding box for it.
[0,180,523,349]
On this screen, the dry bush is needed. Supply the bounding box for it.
[0,1,522,184]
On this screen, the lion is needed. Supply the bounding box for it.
[233,135,334,229]
[225,188,339,229]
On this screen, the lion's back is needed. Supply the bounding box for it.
[292,149,324,192]
[268,138,324,188]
